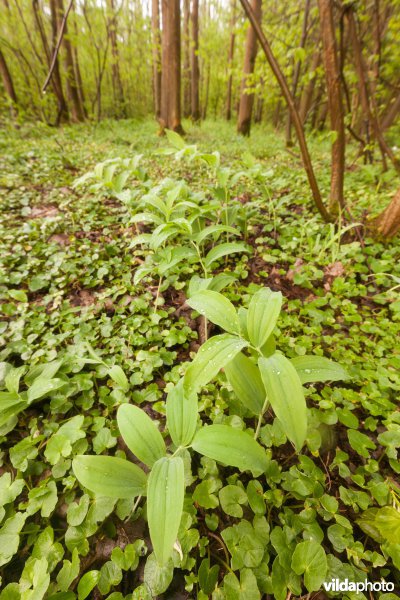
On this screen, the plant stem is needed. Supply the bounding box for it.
[254,396,269,440]
[154,275,162,313]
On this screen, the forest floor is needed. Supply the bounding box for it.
[1,119,400,599]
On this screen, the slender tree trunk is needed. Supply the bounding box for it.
[318,0,345,211]
[183,0,191,117]
[107,0,124,116]
[347,7,399,171]
[49,0,69,123]
[237,0,262,135]
[191,0,200,121]
[299,49,321,124]
[160,0,184,133]
[202,60,210,120]
[225,0,236,120]
[72,9,87,118]
[254,94,263,123]
[285,0,311,145]
[0,48,18,116]
[56,0,85,122]
[239,0,331,222]
[151,0,162,119]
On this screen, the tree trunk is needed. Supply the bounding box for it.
[191,0,200,121]
[56,0,85,122]
[160,0,184,133]
[225,0,236,121]
[107,0,124,117]
[202,61,210,120]
[237,0,262,135]
[151,0,162,120]
[72,9,87,119]
[183,0,191,118]
[347,7,399,171]
[298,49,321,124]
[49,0,69,123]
[374,188,400,238]
[381,92,400,131]
[239,0,331,222]
[0,48,18,116]
[285,0,311,146]
[317,0,345,211]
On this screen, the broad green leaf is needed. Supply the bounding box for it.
[204,242,249,270]
[108,365,129,392]
[24,359,63,385]
[117,404,166,467]
[8,289,28,302]
[143,553,174,596]
[5,366,25,394]
[224,352,266,415]
[258,353,307,452]
[208,273,237,292]
[165,129,186,149]
[192,224,238,245]
[192,425,269,475]
[27,377,65,403]
[187,290,240,334]
[166,379,198,447]
[291,541,327,592]
[147,457,185,566]
[374,506,400,543]
[184,334,247,396]
[291,355,349,384]
[72,455,147,498]
[247,288,282,349]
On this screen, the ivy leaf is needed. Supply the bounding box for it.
[184,334,247,396]
[223,569,261,599]
[258,353,307,452]
[187,290,240,334]
[198,558,219,595]
[291,540,327,592]
[291,355,349,384]
[347,430,376,458]
[192,425,268,476]
[117,404,166,467]
[77,570,101,600]
[147,457,185,566]
[219,485,248,518]
[0,512,26,567]
[72,455,147,498]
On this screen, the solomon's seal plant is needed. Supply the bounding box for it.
[73,287,349,581]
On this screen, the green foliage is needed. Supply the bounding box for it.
[1,121,400,598]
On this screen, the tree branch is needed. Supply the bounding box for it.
[42,0,74,93]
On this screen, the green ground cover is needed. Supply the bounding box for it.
[0,119,400,599]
